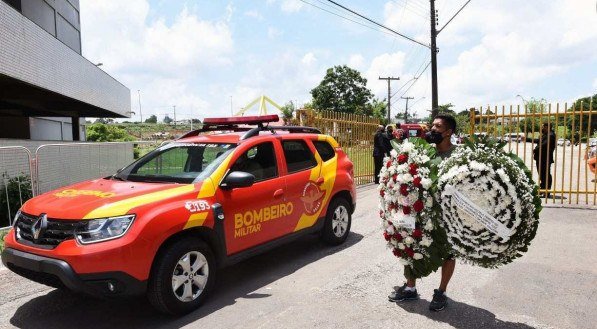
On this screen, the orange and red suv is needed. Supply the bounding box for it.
[1,115,356,314]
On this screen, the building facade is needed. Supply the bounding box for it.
[0,0,131,141]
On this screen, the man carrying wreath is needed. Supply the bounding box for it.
[388,114,457,312]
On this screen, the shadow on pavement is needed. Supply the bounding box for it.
[9,232,364,329]
[394,298,535,329]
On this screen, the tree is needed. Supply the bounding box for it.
[437,103,456,117]
[163,115,173,124]
[367,98,388,123]
[310,65,373,114]
[280,101,296,125]
[518,98,548,134]
[566,94,597,141]
[86,123,134,142]
[145,115,157,124]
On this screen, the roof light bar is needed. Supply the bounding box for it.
[203,114,279,126]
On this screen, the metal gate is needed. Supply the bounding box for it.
[470,101,596,205]
[298,109,379,185]
[0,146,34,228]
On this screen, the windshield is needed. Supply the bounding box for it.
[115,143,236,184]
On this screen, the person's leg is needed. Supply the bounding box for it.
[388,271,418,302]
[439,259,455,292]
[374,156,382,184]
[536,160,546,190]
[546,163,553,190]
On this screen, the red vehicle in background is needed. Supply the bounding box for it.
[2,115,356,315]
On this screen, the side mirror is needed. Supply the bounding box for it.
[220,171,255,190]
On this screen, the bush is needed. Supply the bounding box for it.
[0,173,33,228]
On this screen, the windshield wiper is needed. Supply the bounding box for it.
[111,174,127,181]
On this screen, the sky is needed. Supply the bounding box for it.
[79,0,597,122]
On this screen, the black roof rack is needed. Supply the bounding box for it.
[178,123,321,141]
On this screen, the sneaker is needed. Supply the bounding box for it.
[388,283,419,302]
[429,289,448,311]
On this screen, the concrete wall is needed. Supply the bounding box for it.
[0,0,130,117]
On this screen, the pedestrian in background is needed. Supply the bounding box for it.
[532,122,556,194]
[373,125,386,184]
[383,125,396,155]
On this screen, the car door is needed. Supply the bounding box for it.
[216,140,291,255]
[280,138,330,232]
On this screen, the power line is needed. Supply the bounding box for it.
[397,61,431,99]
[324,0,430,48]
[299,0,397,38]
[438,0,472,35]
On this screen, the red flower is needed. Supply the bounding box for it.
[412,229,423,239]
[393,233,403,242]
[393,249,402,258]
[392,174,398,182]
[383,232,391,241]
[413,199,424,212]
[387,220,393,226]
[380,190,385,198]
[404,247,415,258]
[403,206,411,215]
[409,163,418,175]
[398,154,408,164]
[400,184,409,196]
[413,176,422,188]
[386,160,392,168]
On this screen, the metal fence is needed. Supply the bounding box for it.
[298,109,379,185]
[0,147,34,228]
[470,100,597,205]
[0,142,139,229]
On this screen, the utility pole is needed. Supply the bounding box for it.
[379,76,400,123]
[137,90,143,123]
[430,0,439,120]
[401,96,414,123]
[173,105,176,128]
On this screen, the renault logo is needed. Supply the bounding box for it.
[32,213,48,241]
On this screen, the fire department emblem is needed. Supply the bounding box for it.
[301,182,325,216]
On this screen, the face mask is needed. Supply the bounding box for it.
[425,131,444,144]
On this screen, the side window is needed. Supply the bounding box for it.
[283,140,317,173]
[136,147,188,175]
[313,141,336,162]
[230,142,278,182]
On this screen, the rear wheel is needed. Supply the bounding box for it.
[147,237,216,315]
[320,197,351,245]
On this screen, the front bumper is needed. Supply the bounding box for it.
[1,248,146,297]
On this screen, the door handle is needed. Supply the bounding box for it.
[315,177,325,185]
[273,189,284,198]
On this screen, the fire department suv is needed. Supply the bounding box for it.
[1,115,356,315]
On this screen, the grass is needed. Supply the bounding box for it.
[0,229,8,252]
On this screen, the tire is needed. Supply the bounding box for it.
[147,237,216,315]
[320,197,352,245]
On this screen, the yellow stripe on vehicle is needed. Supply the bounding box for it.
[184,152,234,228]
[183,212,209,229]
[83,185,196,219]
[294,136,338,231]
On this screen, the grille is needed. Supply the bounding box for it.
[16,212,85,248]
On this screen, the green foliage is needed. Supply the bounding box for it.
[518,98,548,133]
[163,115,173,124]
[363,98,387,123]
[280,101,296,125]
[0,173,33,228]
[437,103,456,116]
[145,115,158,123]
[310,65,373,114]
[0,228,8,252]
[86,123,135,142]
[566,94,597,142]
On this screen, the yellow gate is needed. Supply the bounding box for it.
[470,100,597,205]
[297,109,379,185]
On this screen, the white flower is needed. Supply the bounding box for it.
[404,237,414,245]
[413,253,423,260]
[386,225,395,235]
[420,237,432,247]
[390,149,398,157]
[397,243,405,250]
[424,220,434,231]
[421,178,432,189]
[401,142,414,153]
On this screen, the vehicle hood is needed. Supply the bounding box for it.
[21,178,199,220]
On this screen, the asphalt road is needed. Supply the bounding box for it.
[0,185,596,329]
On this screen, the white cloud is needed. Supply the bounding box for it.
[80,0,233,119]
[244,10,263,20]
[301,52,317,65]
[268,27,283,39]
[365,52,407,97]
[348,54,365,70]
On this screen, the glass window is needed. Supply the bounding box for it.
[282,140,317,173]
[115,143,235,184]
[230,142,277,182]
[313,141,336,162]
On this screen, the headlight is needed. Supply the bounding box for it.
[12,209,21,227]
[75,215,135,244]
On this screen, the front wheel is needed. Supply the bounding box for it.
[147,237,216,315]
[320,197,352,245]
